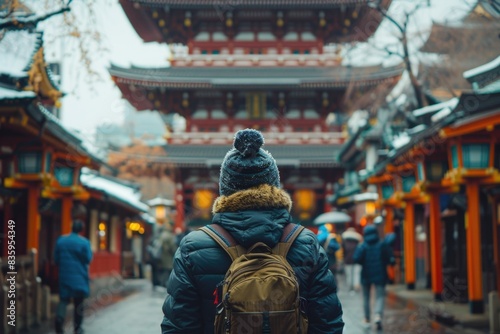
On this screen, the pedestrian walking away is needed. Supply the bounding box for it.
[54,204,93,334]
[341,227,363,293]
[161,128,344,333]
[354,224,395,331]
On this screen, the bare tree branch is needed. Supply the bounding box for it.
[0,4,71,30]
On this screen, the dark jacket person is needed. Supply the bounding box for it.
[354,224,394,330]
[161,129,344,333]
[54,205,93,334]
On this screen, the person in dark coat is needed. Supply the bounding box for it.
[54,205,93,334]
[354,224,395,330]
[341,227,363,292]
[161,129,344,333]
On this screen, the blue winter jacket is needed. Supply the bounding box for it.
[54,232,93,299]
[161,184,344,334]
[353,225,394,286]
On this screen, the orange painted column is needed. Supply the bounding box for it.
[493,196,500,294]
[384,207,396,282]
[465,182,484,314]
[404,202,416,290]
[26,185,40,254]
[175,183,185,231]
[384,207,394,234]
[61,196,73,235]
[429,193,443,301]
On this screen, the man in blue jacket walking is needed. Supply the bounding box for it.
[54,205,93,334]
[354,224,395,331]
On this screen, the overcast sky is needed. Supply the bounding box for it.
[32,0,473,146]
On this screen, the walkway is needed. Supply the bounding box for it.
[38,277,488,333]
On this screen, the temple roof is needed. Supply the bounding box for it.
[110,63,405,90]
[126,0,376,8]
[162,144,342,168]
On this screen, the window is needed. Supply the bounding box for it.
[235,110,247,119]
[212,32,228,41]
[257,32,276,41]
[286,109,301,119]
[301,32,316,41]
[304,109,320,119]
[265,110,277,119]
[192,109,208,119]
[235,32,254,41]
[194,32,210,41]
[211,109,227,119]
[283,32,299,41]
[246,92,267,119]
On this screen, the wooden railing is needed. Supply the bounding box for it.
[0,249,51,333]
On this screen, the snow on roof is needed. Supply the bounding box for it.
[353,192,378,203]
[80,168,148,212]
[147,197,175,207]
[431,107,453,123]
[413,98,459,117]
[140,213,157,225]
[0,86,36,99]
[0,30,41,77]
[463,56,500,80]
[392,132,411,149]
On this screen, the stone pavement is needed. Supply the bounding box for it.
[38,276,488,334]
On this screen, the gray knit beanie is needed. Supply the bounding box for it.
[219,129,280,196]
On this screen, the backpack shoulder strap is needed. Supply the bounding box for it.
[200,224,246,261]
[272,223,305,258]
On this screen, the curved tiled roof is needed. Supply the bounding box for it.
[162,144,342,168]
[128,0,371,8]
[110,63,405,90]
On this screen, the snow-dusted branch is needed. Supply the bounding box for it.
[0,0,73,30]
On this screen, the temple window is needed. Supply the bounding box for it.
[284,32,299,41]
[192,109,208,119]
[211,109,227,119]
[246,92,267,119]
[286,109,301,119]
[212,32,228,41]
[301,32,316,41]
[257,32,276,41]
[235,32,254,41]
[304,109,320,119]
[235,109,247,119]
[194,32,210,41]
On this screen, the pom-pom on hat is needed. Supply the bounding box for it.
[219,129,280,196]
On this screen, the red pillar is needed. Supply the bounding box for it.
[429,193,443,301]
[466,182,484,314]
[175,183,185,231]
[61,196,73,235]
[404,202,416,290]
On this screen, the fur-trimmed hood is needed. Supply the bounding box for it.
[212,184,292,213]
[211,184,293,248]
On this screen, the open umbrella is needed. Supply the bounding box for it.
[313,211,352,225]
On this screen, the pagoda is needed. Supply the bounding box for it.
[111,0,404,230]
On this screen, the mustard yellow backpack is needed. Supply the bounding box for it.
[200,223,308,334]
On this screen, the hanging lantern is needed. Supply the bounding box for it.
[277,11,284,27]
[226,12,233,27]
[184,11,192,27]
[194,189,213,210]
[319,11,326,27]
[182,92,189,108]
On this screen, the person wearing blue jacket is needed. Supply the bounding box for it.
[161,129,344,333]
[54,205,93,334]
[354,224,395,330]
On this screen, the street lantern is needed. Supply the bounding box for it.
[54,166,76,187]
[419,160,449,183]
[15,143,52,175]
[449,141,491,170]
[381,182,394,200]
